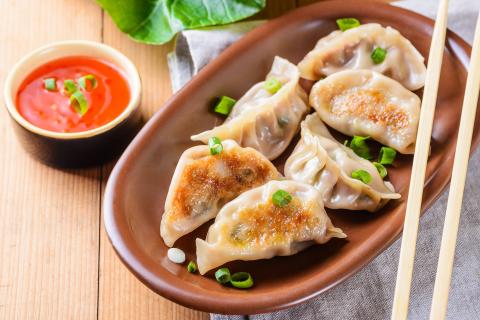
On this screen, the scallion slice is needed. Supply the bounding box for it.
[215,268,231,284]
[371,47,387,64]
[208,137,223,155]
[263,77,282,94]
[336,18,361,32]
[272,189,292,207]
[378,146,397,165]
[230,272,254,289]
[70,91,89,116]
[347,136,372,159]
[78,74,97,92]
[63,79,78,95]
[44,78,57,91]
[214,96,236,116]
[187,261,197,273]
[351,169,372,184]
[373,162,388,178]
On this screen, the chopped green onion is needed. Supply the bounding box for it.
[336,18,361,32]
[371,47,387,64]
[215,268,231,284]
[208,137,223,155]
[187,261,197,273]
[347,136,372,159]
[213,96,236,116]
[230,272,254,289]
[78,74,97,92]
[263,77,282,94]
[378,146,397,165]
[272,189,292,207]
[44,78,57,91]
[351,169,372,184]
[70,91,89,116]
[343,140,349,146]
[373,162,388,178]
[63,79,77,95]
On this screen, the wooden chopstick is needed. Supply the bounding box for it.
[391,0,450,319]
[429,12,480,320]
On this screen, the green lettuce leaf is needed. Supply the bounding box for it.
[97,0,266,44]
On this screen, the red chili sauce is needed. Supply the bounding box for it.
[16,56,130,133]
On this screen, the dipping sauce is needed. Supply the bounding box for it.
[16,56,130,133]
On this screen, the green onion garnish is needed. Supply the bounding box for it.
[215,267,231,284]
[78,74,97,92]
[63,79,78,95]
[263,77,282,94]
[214,96,236,116]
[378,146,397,165]
[371,47,387,64]
[208,137,223,155]
[272,189,292,207]
[70,91,89,116]
[230,272,254,289]
[44,78,57,91]
[351,169,372,184]
[336,18,361,32]
[373,162,388,178]
[187,261,197,273]
[347,136,372,160]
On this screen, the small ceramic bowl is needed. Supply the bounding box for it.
[3,40,142,168]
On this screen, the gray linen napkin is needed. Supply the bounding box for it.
[167,20,265,92]
[167,1,480,319]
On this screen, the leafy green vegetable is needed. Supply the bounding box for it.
[97,0,266,44]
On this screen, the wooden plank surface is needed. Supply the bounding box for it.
[97,13,207,320]
[0,1,338,320]
[0,0,102,319]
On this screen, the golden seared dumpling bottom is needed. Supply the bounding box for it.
[160,140,281,247]
[310,69,421,154]
[196,180,345,275]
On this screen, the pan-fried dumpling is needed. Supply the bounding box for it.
[191,56,309,160]
[160,140,281,247]
[196,180,345,274]
[285,114,400,212]
[310,69,421,154]
[298,23,426,91]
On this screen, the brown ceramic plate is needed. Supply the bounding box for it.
[103,0,479,315]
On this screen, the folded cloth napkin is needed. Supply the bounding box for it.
[167,1,480,319]
[167,20,265,92]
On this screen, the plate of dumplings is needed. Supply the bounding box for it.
[103,0,480,314]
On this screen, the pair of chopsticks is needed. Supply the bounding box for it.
[391,0,480,319]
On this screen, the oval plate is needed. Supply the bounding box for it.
[104,0,479,315]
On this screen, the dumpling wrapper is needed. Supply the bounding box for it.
[196,180,345,275]
[310,69,421,154]
[285,114,400,212]
[160,140,281,247]
[191,56,309,160]
[298,23,427,91]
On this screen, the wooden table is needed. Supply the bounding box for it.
[0,1,337,319]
